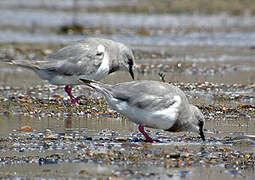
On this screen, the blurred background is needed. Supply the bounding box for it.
[1,0,255,44]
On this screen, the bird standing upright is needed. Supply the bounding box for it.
[80,80,205,142]
[10,37,135,106]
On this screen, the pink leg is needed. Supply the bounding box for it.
[138,125,159,143]
[64,85,79,106]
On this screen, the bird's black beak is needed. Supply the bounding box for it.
[129,64,134,80]
[199,120,205,141]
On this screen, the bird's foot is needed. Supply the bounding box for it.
[138,125,160,143]
[145,139,161,143]
[65,85,80,106]
[151,139,161,143]
[71,98,80,106]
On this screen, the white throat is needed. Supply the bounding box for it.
[78,44,110,81]
[95,53,110,79]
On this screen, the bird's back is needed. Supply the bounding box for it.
[48,38,107,60]
[109,80,189,109]
[82,80,204,134]
[11,37,134,85]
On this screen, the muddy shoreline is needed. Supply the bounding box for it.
[0,45,254,178]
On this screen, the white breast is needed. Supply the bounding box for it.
[95,52,110,79]
[79,51,110,81]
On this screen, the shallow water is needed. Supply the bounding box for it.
[0,113,254,179]
[2,31,255,47]
[1,4,255,46]
[1,7,255,29]
[0,62,254,179]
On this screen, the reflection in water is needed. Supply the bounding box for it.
[0,113,254,144]
[64,116,72,129]
[0,114,134,137]
[0,102,254,179]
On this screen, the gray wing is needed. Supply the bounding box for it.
[48,40,91,60]
[130,94,177,111]
[110,81,183,111]
[40,40,103,75]
[42,57,102,76]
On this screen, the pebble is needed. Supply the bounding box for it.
[19,126,33,133]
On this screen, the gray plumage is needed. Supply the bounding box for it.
[9,37,135,105]
[10,37,135,85]
[81,80,205,141]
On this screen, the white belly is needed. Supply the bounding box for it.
[107,97,181,130]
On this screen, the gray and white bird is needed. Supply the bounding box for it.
[80,80,205,142]
[10,37,135,106]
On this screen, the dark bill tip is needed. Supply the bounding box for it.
[200,130,206,141]
[129,65,135,80]
[79,79,93,84]
[199,120,206,141]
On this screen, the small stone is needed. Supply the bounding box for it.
[108,152,115,158]
[53,94,64,99]
[181,152,192,158]
[115,137,128,142]
[79,169,89,175]
[44,134,58,140]
[19,126,33,133]
[169,152,181,159]
[208,154,219,159]
[44,129,52,137]
[245,154,251,159]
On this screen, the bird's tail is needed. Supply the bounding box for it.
[79,79,112,96]
[9,60,40,71]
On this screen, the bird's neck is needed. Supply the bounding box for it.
[108,58,120,74]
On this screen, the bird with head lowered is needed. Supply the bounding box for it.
[10,37,135,106]
[80,79,205,143]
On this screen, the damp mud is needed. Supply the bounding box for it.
[0,0,255,179]
[0,43,254,179]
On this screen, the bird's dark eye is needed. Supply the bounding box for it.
[96,51,104,56]
[128,58,133,66]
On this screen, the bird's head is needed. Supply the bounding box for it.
[189,104,205,141]
[120,45,135,80]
